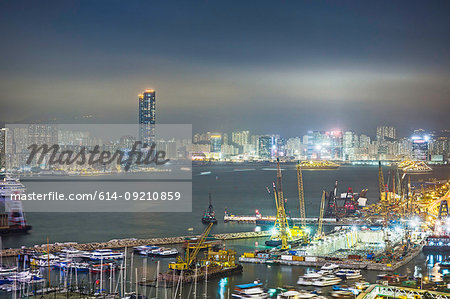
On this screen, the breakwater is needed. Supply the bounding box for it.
[0,231,270,257]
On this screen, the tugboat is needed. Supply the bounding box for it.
[201,193,217,224]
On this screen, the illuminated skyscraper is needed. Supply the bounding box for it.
[376,126,396,140]
[139,89,156,144]
[411,132,430,161]
[210,134,222,152]
[258,136,272,159]
[232,130,250,145]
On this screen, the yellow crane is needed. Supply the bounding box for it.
[296,161,306,229]
[169,222,214,271]
[315,190,326,239]
[378,161,385,202]
[268,159,293,250]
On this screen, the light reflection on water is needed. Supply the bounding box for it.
[0,165,449,297]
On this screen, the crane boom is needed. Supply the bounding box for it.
[378,161,385,201]
[169,222,214,271]
[316,191,326,239]
[296,161,306,229]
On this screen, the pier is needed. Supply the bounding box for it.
[0,231,270,257]
[240,244,423,272]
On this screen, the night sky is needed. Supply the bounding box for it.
[0,1,449,137]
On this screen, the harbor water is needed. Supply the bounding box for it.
[1,164,450,298]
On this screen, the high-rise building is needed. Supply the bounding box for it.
[222,133,229,145]
[0,128,6,168]
[286,137,302,157]
[210,134,222,153]
[411,132,430,161]
[258,136,272,159]
[376,126,396,140]
[139,89,156,144]
[232,130,250,145]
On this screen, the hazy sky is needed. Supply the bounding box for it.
[0,1,449,137]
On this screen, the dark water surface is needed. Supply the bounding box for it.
[2,165,450,298]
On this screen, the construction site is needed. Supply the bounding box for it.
[237,159,450,273]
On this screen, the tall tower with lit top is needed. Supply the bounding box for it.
[139,89,156,144]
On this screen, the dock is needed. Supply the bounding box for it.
[0,230,270,257]
[239,244,424,272]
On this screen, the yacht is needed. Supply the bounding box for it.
[88,249,124,261]
[321,263,339,271]
[297,272,322,285]
[335,269,362,280]
[54,261,90,272]
[151,247,178,257]
[135,245,160,255]
[0,265,17,276]
[232,282,269,298]
[59,247,89,258]
[7,270,44,284]
[311,275,342,287]
[278,290,317,299]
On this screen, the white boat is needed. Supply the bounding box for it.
[321,263,339,271]
[7,270,44,284]
[135,245,160,255]
[134,245,158,251]
[311,275,342,287]
[0,265,17,275]
[335,269,362,280]
[278,290,317,299]
[232,282,269,298]
[59,247,89,258]
[88,249,124,260]
[297,272,322,285]
[152,247,178,257]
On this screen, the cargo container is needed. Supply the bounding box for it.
[292,256,305,261]
[304,256,318,262]
[243,252,255,258]
[281,255,293,261]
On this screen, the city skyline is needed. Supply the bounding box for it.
[0,1,449,137]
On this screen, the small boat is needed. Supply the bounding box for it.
[311,275,342,287]
[7,270,44,284]
[59,247,89,258]
[140,247,178,257]
[297,272,323,286]
[134,245,160,255]
[330,290,355,298]
[277,290,317,299]
[335,269,362,280]
[321,263,339,271]
[54,261,90,272]
[152,247,178,257]
[88,249,124,261]
[201,193,217,224]
[232,281,269,298]
[0,265,17,276]
[89,263,118,273]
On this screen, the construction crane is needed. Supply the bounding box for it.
[169,222,214,271]
[267,159,292,250]
[296,161,306,229]
[316,190,326,239]
[378,161,385,202]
